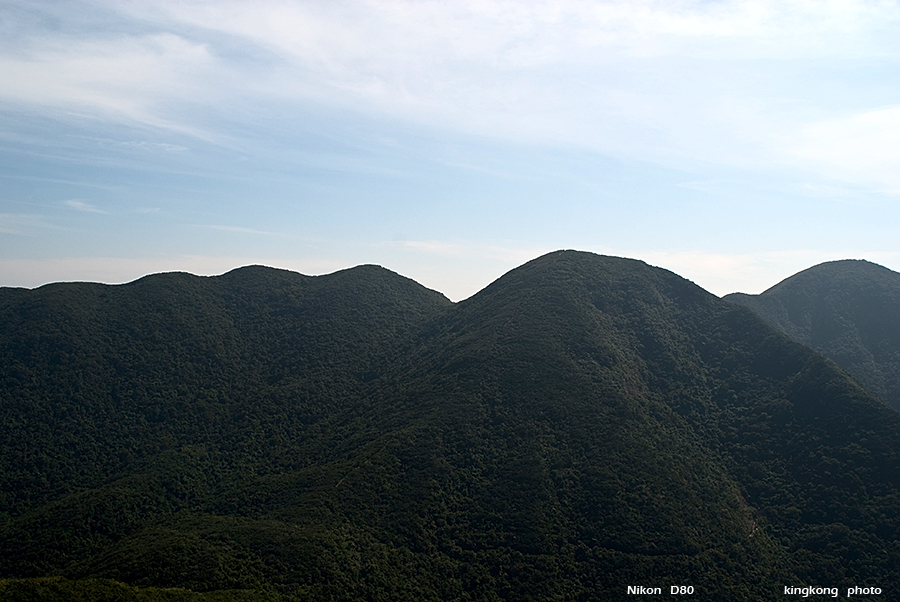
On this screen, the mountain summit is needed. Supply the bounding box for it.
[2,251,900,600]
[725,259,900,411]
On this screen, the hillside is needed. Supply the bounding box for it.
[725,259,900,411]
[2,252,900,600]
[0,264,451,516]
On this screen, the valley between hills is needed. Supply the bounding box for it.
[1,251,899,601]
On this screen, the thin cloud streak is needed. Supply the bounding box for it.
[194,224,281,236]
[2,1,900,189]
[64,200,106,213]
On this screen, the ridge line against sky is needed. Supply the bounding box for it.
[2,0,899,301]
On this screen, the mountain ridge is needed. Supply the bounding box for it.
[2,250,900,600]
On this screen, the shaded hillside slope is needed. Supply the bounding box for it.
[2,252,900,600]
[725,259,900,411]
[0,576,285,602]
[0,264,451,515]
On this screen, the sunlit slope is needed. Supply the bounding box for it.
[2,252,899,600]
[726,259,900,412]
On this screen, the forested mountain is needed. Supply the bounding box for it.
[725,259,900,411]
[2,251,900,601]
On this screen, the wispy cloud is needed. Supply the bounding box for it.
[195,224,280,236]
[3,1,900,188]
[0,28,224,139]
[64,200,106,213]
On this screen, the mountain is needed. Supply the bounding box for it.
[725,259,900,411]
[2,251,900,600]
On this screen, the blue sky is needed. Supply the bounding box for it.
[2,0,900,300]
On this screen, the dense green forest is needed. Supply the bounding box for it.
[0,576,286,602]
[2,252,899,600]
[726,259,900,411]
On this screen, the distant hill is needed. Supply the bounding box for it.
[725,259,900,411]
[2,252,900,600]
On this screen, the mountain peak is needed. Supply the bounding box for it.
[762,258,896,294]
[726,259,900,411]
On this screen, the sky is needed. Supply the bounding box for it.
[2,0,900,301]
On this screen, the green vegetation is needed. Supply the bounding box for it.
[0,576,285,601]
[726,259,900,411]
[2,252,900,600]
